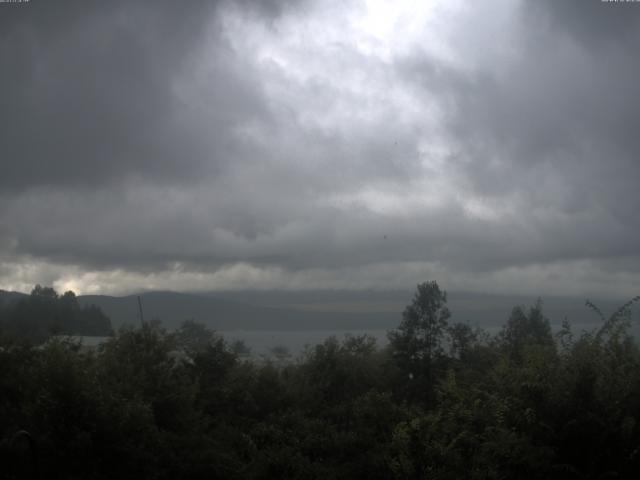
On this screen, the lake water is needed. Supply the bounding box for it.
[218,319,634,361]
[218,329,390,359]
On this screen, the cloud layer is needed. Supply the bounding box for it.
[1,0,639,297]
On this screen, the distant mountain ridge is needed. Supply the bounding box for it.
[0,290,28,304]
[78,291,397,330]
[3,288,638,333]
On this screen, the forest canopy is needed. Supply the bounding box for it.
[1,282,639,479]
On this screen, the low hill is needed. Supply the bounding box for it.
[0,289,28,305]
[5,288,636,333]
[79,290,639,333]
[78,291,397,331]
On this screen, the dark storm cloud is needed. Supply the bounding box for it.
[0,0,278,189]
[1,0,639,295]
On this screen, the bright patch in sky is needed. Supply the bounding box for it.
[352,0,442,59]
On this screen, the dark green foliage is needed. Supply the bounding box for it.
[498,299,554,361]
[388,281,452,404]
[389,282,451,366]
[1,283,639,479]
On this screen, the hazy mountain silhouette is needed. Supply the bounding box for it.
[3,289,636,333]
[78,291,397,330]
[0,290,28,305]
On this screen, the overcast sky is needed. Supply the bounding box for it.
[1,0,639,298]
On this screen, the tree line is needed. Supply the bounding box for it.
[1,281,639,479]
[0,285,112,343]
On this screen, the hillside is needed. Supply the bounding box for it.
[80,290,638,333]
[78,291,397,331]
[5,288,636,333]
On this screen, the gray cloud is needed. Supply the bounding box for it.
[0,0,274,189]
[531,0,640,46]
[1,0,639,297]
[397,0,640,261]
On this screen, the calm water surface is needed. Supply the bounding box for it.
[218,329,390,358]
